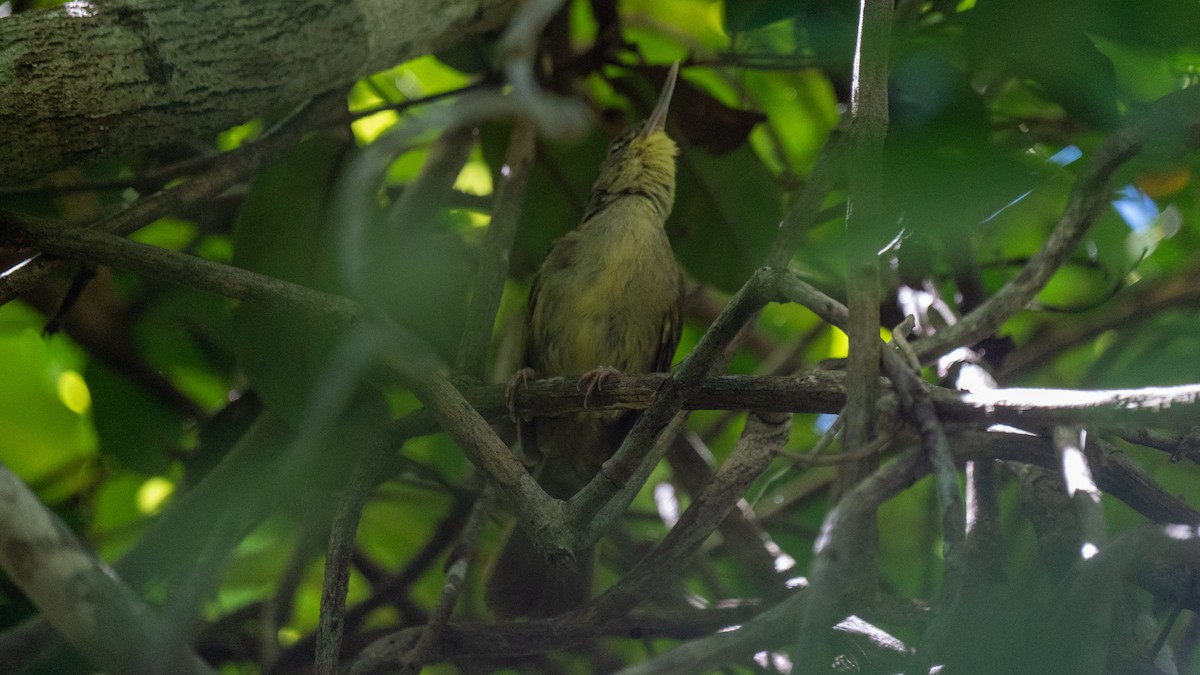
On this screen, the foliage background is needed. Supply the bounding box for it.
[3,0,1200,672]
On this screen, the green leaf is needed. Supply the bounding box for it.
[967,0,1120,129]
[481,121,605,279]
[0,304,96,497]
[724,0,799,33]
[86,361,182,475]
[672,143,782,292]
[231,135,349,423]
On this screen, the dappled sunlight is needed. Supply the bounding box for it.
[834,614,910,654]
[55,370,90,415]
[653,481,680,528]
[961,383,1200,413]
[753,650,793,673]
[351,110,400,144]
[454,160,492,196]
[1059,433,1098,502]
[135,476,174,515]
[1164,524,1198,540]
[63,1,97,18]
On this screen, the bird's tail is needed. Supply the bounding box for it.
[484,519,594,619]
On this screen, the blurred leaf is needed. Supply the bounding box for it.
[134,287,234,409]
[369,225,474,360]
[879,475,939,599]
[1090,0,1200,52]
[967,0,1120,129]
[1134,166,1191,199]
[672,143,783,292]
[0,304,96,493]
[724,0,799,33]
[612,68,768,156]
[91,472,153,559]
[1087,310,1200,386]
[86,361,182,475]
[357,488,456,569]
[746,68,839,174]
[231,134,348,423]
[481,121,603,277]
[624,0,729,56]
[1090,35,1184,104]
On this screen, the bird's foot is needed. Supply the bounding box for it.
[579,366,621,408]
[506,367,536,422]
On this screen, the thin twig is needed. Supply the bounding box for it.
[348,606,759,672]
[265,501,474,675]
[455,118,538,378]
[566,268,775,548]
[1055,426,1108,558]
[914,87,1200,363]
[615,592,805,675]
[366,318,573,562]
[0,210,362,328]
[314,459,378,675]
[399,488,497,673]
[827,3,893,657]
[670,433,793,594]
[879,342,964,671]
[261,519,326,666]
[585,411,791,621]
[776,433,890,467]
[0,94,345,306]
[1003,260,1200,379]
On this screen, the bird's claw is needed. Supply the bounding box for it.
[578,366,621,408]
[506,367,536,422]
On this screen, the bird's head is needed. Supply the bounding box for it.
[588,62,680,221]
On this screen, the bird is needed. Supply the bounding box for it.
[484,62,685,619]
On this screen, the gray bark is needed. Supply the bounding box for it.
[0,462,213,673]
[0,0,516,182]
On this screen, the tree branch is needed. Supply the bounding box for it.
[1002,258,1200,379]
[9,202,1200,439]
[915,87,1200,362]
[877,336,965,667]
[455,118,537,379]
[314,458,377,675]
[840,0,893,484]
[0,462,214,674]
[584,411,792,621]
[835,1,892,630]
[0,93,344,307]
[0,0,517,181]
[348,606,758,673]
[487,372,1200,433]
[349,426,1200,671]
[397,488,496,673]
[0,209,362,327]
[565,268,775,548]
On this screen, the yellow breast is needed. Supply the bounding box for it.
[530,197,680,376]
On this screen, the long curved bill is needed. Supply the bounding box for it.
[641,61,680,138]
